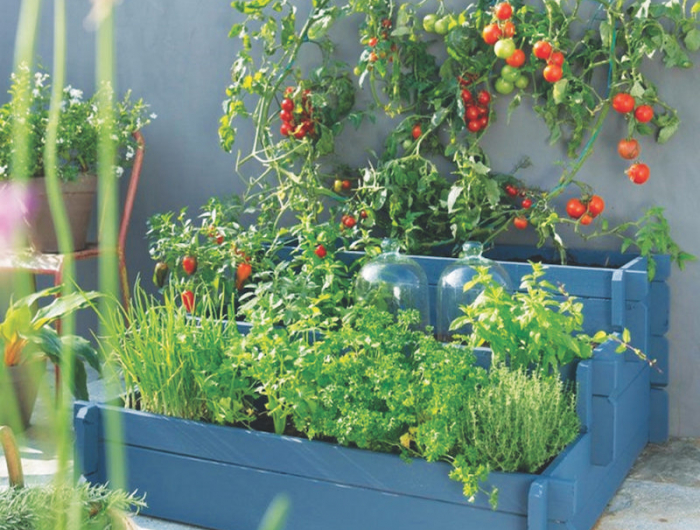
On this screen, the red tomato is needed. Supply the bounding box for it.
[279,109,293,122]
[467,119,482,132]
[477,90,491,106]
[314,244,327,258]
[543,64,563,83]
[495,2,513,20]
[280,122,292,137]
[506,49,526,68]
[368,36,378,47]
[513,216,528,230]
[215,233,224,245]
[548,51,565,67]
[461,89,473,103]
[360,209,368,219]
[505,184,518,197]
[478,115,489,129]
[617,138,640,160]
[343,215,357,228]
[369,52,378,62]
[482,23,502,45]
[627,163,650,184]
[566,198,586,219]
[502,21,516,38]
[612,93,635,114]
[181,291,195,313]
[587,195,605,217]
[465,105,480,121]
[522,198,532,209]
[476,104,489,117]
[634,105,654,123]
[533,40,552,60]
[182,255,197,275]
[342,179,352,190]
[579,214,593,226]
[412,123,422,139]
[281,98,294,112]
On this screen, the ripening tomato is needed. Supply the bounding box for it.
[477,90,491,106]
[543,64,563,83]
[506,49,526,68]
[280,122,293,137]
[634,105,654,123]
[368,36,378,47]
[360,209,368,219]
[627,163,650,184]
[566,198,586,219]
[513,216,528,230]
[236,262,252,290]
[494,2,513,20]
[482,23,502,45]
[612,93,635,114]
[533,40,553,60]
[617,138,640,160]
[522,198,533,209]
[412,123,422,139]
[478,115,489,129]
[476,104,489,116]
[502,21,516,38]
[215,233,224,245]
[587,195,605,217]
[465,105,480,121]
[579,214,593,226]
[343,215,357,228]
[342,179,352,190]
[461,89,473,104]
[315,244,327,258]
[368,51,378,63]
[548,51,565,67]
[279,109,293,123]
[181,290,195,313]
[182,255,197,275]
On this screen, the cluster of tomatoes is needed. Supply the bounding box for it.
[279,86,316,140]
[462,85,492,132]
[612,92,653,185]
[565,195,605,225]
[532,40,565,83]
[504,183,535,230]
[364,19,397,66]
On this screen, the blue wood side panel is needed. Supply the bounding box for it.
[113,444,530,530]
[591,396,614,467]
[649,387,670,443]
[649,281,670,336]
[73,402,100,481]
[649,335,669,386]
[98,403,534,513]
[528,480,548,530]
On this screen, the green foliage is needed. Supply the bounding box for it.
[0,63,152,182]
[0,482,144,530]
[101,283,257,425]
[453,264,594,373]
[458,364,580,474]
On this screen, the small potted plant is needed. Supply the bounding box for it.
[0,62,153,252]
[0,286,101,431]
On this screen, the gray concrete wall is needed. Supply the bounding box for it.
[1,1,698,436]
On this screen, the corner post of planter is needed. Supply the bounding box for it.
[576,360,593,433]
[527,479,549,530]
[73,402,101,482]
[610,269,626,332]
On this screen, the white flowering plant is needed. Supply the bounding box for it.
[0,63,153,182]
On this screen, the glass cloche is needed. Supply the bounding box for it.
[355,239,430,329]
[436,241,512,341]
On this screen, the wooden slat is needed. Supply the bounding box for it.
[649,387,670,443]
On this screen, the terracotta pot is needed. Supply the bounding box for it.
[0,360,46,431]
[27,174,98,253]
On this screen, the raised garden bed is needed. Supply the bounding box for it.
[74,246,669,529]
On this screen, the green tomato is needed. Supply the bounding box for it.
[500,65,520,83]
[434,16,451,35]
[402,139,413,150]
[494,38,516,60]
[515,75,530,89]
[495,77,515,95]
[422,14,437,33]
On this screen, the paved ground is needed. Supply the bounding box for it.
[2,369,699,530]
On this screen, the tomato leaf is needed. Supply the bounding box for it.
[552,79,568,105]
[447,185,464,214]
[657,120,679,144]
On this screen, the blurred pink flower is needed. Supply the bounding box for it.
[0,182,34,251]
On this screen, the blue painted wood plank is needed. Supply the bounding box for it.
[112,444,531,530]
[649,281,670,336]
[649,335,669,386]
[527,480,548,530]
[649,387,669,443]
[73,402,100,480]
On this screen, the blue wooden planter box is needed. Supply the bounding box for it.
[74,340,650,530]
[73,245,670,530]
